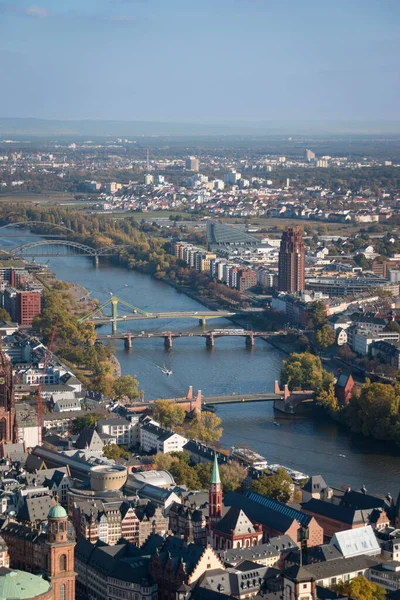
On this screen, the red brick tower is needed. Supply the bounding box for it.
[0,338,15,444]
[209,453,222,528]
[278,228,305,293]
[46,505,76,600]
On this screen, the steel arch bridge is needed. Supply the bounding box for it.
[0,221,75,233]
[10,240,130,257]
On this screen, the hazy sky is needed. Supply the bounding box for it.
[0,0,399,122]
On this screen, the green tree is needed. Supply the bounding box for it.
[113,375,139,400]
[71,413,104,433]
[103,444,130,460]
[314,324,336,350]
[331,575,386,600]
[251,469,293,503]
[152,400,186,429]
[281,352,334,394]
[308,301,328,328]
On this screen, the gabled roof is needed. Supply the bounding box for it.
[301,498,368,525]
[216,507,255,535]
[75,427,104,451]
[17,494,55,523]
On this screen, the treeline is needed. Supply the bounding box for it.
[0,204,244,306]
[281,351,400,446]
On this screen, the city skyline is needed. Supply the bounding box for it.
[0,0,399,126]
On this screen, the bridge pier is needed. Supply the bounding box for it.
[164,335,173,349]
[94,255,99,267]
[124,336,132,350]
[245,334,254,347]
[206,334,214,348]
[199,317,207,327]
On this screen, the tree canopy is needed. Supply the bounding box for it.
[331,576,386,600]
[251,469,293,503]
[152,400,186,430]
[281,352,334,394]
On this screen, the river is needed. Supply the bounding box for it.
[1,230,399,495]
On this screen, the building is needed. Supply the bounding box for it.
[97,417,136,447]
[149,535,224,600]
[139,421,187,454]
[278,229,305,293]
[0,341,15,444]
[75,537,157,600]
[370,340,400,368]
[3,289,41,326]
[0,568,54,600]
[329,526,381,558]
[224,491,323,547]
[186,156,200,172]
[334,373,355,405]
[1,504,76,600]
[237,268,257,292]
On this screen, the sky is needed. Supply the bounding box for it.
[0,0,399,124]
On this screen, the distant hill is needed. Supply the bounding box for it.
[0,117,400,137]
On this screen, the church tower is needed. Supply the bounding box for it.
[209,453,222,528]
[0,339,15,444]
[46,505,76,600]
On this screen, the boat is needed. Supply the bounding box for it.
[157,364,173,376]
[273,421,280,427]
[338,454,346,458]
[231,447,268,471]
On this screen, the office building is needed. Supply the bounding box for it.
[3,288,41,326]
[278,228,305,293]
[186,156,200,171]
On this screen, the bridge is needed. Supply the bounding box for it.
[0,221,75,233]
[9,240,130,265]
[125,384,315,415]
[79,295,234,333]
[97,329,284,349]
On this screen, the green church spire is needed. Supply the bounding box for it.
[211,452,221,484]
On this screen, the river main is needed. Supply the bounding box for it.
[1,232,399,494]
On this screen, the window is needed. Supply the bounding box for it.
[303,584,307,589]
[331,578,337,585]
[60,554,67,571]
[60,584,66,600]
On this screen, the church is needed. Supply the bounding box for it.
[0,504,76,600]
[0,341,15,444]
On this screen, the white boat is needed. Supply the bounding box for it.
[231,447,268,470]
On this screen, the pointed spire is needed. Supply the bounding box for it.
[211,452,221,485]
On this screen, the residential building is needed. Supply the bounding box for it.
[329,526,381,558]
[97,417,136,446]
[278,228,305,293]
[139,421,187,454]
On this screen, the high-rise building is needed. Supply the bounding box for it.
[3,288,41,326]
[0,340,15,444]
[305,149,316,161]
[278,228,305,293]
[186,156,200,172]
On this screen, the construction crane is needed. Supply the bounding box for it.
[37,319,58,446]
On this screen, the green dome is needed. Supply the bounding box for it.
[0,569,51,600]
[48,504,67,519]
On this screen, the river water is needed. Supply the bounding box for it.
[1,231,399,494]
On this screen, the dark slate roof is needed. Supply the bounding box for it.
[284,564,315,582]
[158,536,206,577]
[336,373,352,389]
[138,484,175,503]
[140,533,164,555]
[301,498,369,525]
[75,427,104,451]
[220,537,295,567]
[17,494,55,523]
[216,507,255,535]
[224,491,311,532]
[340,490,387,511]
[183,441,229,465]
[305,555,380,580]
[302,476,328,494]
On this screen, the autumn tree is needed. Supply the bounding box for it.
[103,444,130,460]
[316,382,338,413]
[314,324,336,350]
[187,411,223,443]
[331,576,386,600]
[251,469,293,503]
[113,375,139,400]
[220,461,247,493]
[152,400,186,430]
[0,308,11,321]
